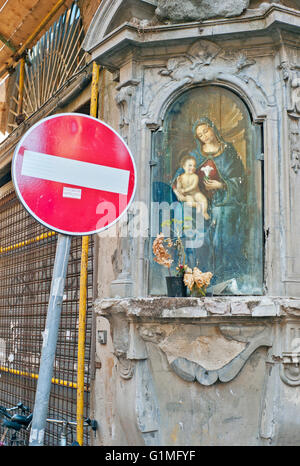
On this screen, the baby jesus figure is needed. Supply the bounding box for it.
[173,155,210,220]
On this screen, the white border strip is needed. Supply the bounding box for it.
[22,150,130,195]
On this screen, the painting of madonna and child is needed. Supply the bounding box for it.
[150,86,263,296]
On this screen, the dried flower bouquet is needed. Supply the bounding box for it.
[152,232,213,296]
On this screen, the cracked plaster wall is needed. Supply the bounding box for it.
[86,0,300,446]
[92,298,300,446]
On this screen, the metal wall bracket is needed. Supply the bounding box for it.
[98,330,107,345]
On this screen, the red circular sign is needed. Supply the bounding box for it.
[12,114,137,235]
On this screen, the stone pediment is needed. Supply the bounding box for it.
[83,1,300,71]
[82,0,157,53]
[155,0,250,22]
[82,0,300,54]
[155,1,300,23]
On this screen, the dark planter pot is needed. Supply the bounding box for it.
[166,276,187,297]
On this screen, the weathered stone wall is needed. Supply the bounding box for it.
[84,0,300,446]
[154,0,300,22]
[93,297,300,446]
[155,0,250,22]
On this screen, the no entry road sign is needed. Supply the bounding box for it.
[12,113,137,235]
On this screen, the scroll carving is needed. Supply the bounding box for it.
[170,325,272,386]
[117,355,136,380]
[279,323,300,386]
[280,62,300,173]
[281,64,300,118]
[115,85,135,142]
[138,323,272,386]
[288,76,300,116]
[290,118,300,174]
[141,39,274,127]
[159,40,256,84]
[280,354,300,386]
[115,81,139,142]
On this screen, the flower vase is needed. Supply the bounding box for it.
[166,276,187,297]
[190,287,206,298]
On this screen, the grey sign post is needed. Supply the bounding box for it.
[29,234,71,446]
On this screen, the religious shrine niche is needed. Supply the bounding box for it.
[149,85,263,296]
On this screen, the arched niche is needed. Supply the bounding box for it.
[149,85,264,296]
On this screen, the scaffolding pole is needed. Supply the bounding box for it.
[17,58,25,113]
[76,60,100,446]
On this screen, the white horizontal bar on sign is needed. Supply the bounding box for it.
[21,150,130,195]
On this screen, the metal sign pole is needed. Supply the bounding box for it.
[29,233,71,446]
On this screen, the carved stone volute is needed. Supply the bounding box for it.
[279,59,300,173]
[115,81,139,143]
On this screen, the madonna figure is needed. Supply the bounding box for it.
[172,117,248,292]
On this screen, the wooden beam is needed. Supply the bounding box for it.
[0,0,68,79]
[0,32,17,53]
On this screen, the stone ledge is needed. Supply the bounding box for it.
[94,296,300,319]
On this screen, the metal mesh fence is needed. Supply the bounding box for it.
[0,189,94,445]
